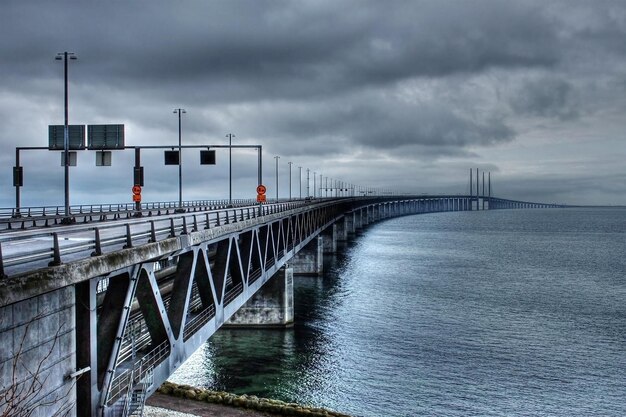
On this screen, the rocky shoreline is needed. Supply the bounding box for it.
[154,381,353,417]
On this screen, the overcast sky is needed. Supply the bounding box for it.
[1,0,625,206]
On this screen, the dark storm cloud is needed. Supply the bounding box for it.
[242,97,515,156]
[1,0,561,103]
[0,0,625,206]
[509,76,580,120]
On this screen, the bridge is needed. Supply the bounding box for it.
[0,193,564,417]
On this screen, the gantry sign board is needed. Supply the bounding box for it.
[87,124,125,149]
[48,125,86,150]
[49,124,125,150]
[49,124,124,166]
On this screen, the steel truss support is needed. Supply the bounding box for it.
[75,197,469,416]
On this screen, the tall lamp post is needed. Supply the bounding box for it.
[173,108,186,211]
[306,169,310,197]
[226,133,235,205]
[55,52,77,223]
[298,166,302,199]
[274,156,280,201]
[288,161,293,200]
[320,174,322,198]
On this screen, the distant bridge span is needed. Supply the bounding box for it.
[0,195,564,417]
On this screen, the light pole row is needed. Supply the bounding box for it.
[55,51,384,209]
[271,156,383,201]
[52,52,248,213]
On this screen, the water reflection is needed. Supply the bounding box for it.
[171,248,355,403]
[171,209,626,417]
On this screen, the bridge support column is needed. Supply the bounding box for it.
[322,224,338,253]
[336,217,348,243]
[0,287,76,417]
[345,212,356,237]
[226,267,294,328]
[361,208,370,226]
[75,278,98,417]
[291,236,323,275]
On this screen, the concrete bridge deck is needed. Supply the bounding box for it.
[0,195,564,417]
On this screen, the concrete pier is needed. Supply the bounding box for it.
[345,212,356,238]
[291,237,324,275]
[336,216,348,243]
[226,267,294,328]
[322,224,338,254]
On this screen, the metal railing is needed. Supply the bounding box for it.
[0,199,322,277]
[223,282,243,306]
[183,304,216,341]
[108,340,169,406]
[0,198,260,220]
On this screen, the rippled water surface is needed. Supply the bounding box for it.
[171,208,626,417]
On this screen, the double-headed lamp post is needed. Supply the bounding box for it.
[298,166,302,199]
[55,52,77,222]
[306,169,310,197]
[288,161,293,200]
[226,133,235,205]
[173,108,186,210]
[274,156,280,201]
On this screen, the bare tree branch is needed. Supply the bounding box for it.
[1,314,77,417]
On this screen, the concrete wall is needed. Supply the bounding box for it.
[345,212,356,237]
[322,224,337,254]
[0,287,76,417]
[291,237,323,276]
[226,267,294,327]
[336,217,348,243]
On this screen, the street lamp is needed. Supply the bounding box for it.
[319,174,322,198]
[55,51,77,223]
[226,133,235,205]
[319,173,322,198]
[173,108,186,211]
[298,166,302,199]
[288,162,293,200]
[306,169,310,197]
[313,172,316,198]
[274,156,280,200]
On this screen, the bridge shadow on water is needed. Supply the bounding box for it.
[170,239,360,403]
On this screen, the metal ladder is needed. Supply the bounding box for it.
[122,366,153,417]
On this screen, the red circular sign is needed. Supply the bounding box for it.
[132,185,142,195]
[256,184,267,195]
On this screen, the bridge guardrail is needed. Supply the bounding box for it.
[0,195,563,278]
[0,199,264,230]
[0,198,260,219]
[0,199,328,277]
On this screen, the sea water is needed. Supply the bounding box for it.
[171,208,626,417]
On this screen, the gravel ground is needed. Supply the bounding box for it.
[144,393,274,417]
[144,405,200,417]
